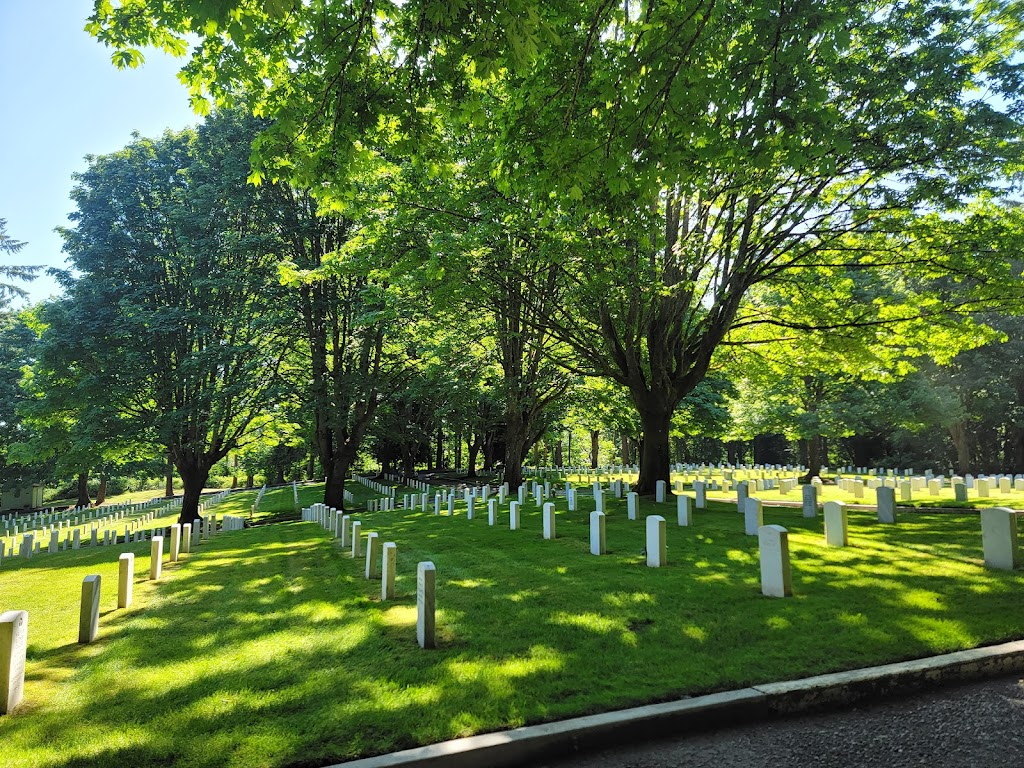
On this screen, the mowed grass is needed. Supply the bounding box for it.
[1,483,1022,768]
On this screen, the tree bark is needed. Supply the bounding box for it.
[246,473,254,488]
[177,461,211,526]
[635,407,671,495]
[949,421,972,474]
[96,474,107,506]
[590,430,600,468]
[801,434,823,483]
[77,470,91,508]
[467,432,482,477]
[165,453,175,498]
[436,425,444,469]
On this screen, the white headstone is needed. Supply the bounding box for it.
[118,553,135,608]
[365,532,380,579]
[758,525,792,598]
[802,484,818,518]
[510,501,521,530]
[981,507,1019,570]
[150,536,163,580]
[0,610,28,715]
[590,511,606,555]
[655,480,666,503]
[823,501,848,547]
[351,521,362,558]
[876,486,896,524]
[381,542,397,600]
[627,492,639,521]
[694,481,706,509]
[543,503,556,540]
[170,524,181,562]
[646,515,666,567]
[417,561,436,649]
[677,494,692,526]
[744,497,763,536]
[79,575,101,644]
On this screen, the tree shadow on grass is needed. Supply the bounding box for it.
[2,503,1023,768]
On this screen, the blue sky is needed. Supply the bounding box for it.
[0,0,198,307]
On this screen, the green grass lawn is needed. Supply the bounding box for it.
[1,482,1022,767]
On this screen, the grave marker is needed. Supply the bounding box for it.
[981,507,1019,570]
[351,521,362,558]
[646,515,666,567]
[590,511,606,555]
[365,532,380,579]
[758,525,792,598]
[677,494,692,526]
[79,575,101,644]
[824,501,848,547]
[876,486,896,524]
[744,497,763,536]
[543,503,556,540]
[0,610,27,715]
[510,501,521,531]
[417,562,436,649]
[118,553,134,608]
[627,492,639,521]
[381,542,397,600]
[150,536,164,580]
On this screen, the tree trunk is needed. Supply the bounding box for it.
[590,430,600,469]
[96,475,107,506]
[324,448,355,509]
[165,453,175,497]
[949,421,972,474]
[801,434,823,483]
[554,439,563,467]
[246,473,254,488]
[77,471,91,508]
[455,431,462,471]
[231,475,238,488]
[176,462,211,526]
[436,425,444,469]
[635,407,671,495]
[467,435,481,478]
[621,434,630,464]
[503,412,530,490]
[307,449,316,480]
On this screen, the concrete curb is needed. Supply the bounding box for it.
[329,639,1024,768]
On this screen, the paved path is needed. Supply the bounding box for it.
[540,675,1024,768]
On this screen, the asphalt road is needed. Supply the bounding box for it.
[540,675,1024,768]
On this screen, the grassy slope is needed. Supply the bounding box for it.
[0,483,1021,767]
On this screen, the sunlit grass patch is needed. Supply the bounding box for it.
[0,485,1021,767]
